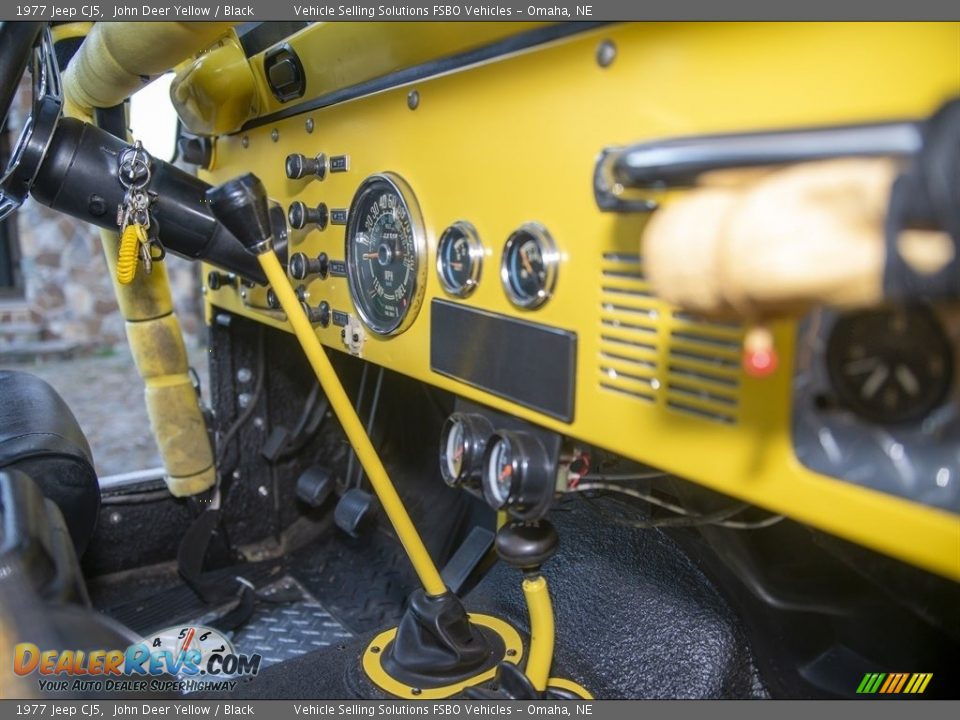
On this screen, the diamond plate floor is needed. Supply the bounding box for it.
[228,576,354,669]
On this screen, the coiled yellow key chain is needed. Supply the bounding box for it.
[117,223,147,285]
[115,140,160,284]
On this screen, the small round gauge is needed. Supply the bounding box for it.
[826,305,954,425]
[440,413,495,487]
[483,434,517,509]
[437,221,483,297]
[481,431,554,519]
[501,223,559,309]
[345,173,427,336]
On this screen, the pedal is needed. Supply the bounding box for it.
[440,525,495,595]
[296,465,334,507]
[334,488,374,537]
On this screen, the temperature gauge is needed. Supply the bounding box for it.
[437,221,484,297]
[501,223,559,309]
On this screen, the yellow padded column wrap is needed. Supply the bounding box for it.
[63,22,235,116]
[100,229,216,497]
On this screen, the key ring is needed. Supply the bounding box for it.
[117,140,151,191]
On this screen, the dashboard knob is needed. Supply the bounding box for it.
[288,201,329,230]
[302,300,331,327]
[289,251,329,281]
[206,271,235,290]
[285,153,327,181]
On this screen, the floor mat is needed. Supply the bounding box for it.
[228,576,354,669]
[289,527,418,634]
[98,560,287,636]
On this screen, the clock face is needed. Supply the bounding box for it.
[147,625,236,677]
[826,305,954,424]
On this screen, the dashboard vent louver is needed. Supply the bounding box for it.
[598,253,660,403]
[665,312,743,424]
[597,255,744,425]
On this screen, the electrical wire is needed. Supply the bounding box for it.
[354,366,384,488]
[343,362,369,489]
[569,481,785,530]
[578,472,669,482]
[216,326,266,470]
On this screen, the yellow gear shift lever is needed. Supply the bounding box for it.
[207,174,523,698]
[206,173,445,596]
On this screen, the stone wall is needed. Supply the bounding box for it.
[4,79,205,352]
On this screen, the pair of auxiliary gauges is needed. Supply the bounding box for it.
[439,413,556,520]
[437,221,559,309]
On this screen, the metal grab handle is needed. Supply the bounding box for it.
[594,120,922,212]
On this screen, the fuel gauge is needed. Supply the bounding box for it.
[437,221,483,297]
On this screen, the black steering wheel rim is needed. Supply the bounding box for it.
[0,22,63,220]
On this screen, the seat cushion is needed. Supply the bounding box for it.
[0,370,100,553]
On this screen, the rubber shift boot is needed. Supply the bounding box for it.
[380,590,504,687]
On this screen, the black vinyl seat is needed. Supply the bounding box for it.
[0,370,100,553]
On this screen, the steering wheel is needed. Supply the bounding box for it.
[0,22,63,221]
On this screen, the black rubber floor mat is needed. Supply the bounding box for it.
[229,576,354,668]
[465,499,767,699]
[99,560,286,636]
[289,527,418,634]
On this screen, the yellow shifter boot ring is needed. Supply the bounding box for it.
[206,174,521,698]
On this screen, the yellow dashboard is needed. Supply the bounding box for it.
[200,22,960,580]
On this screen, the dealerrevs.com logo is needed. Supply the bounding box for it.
[14,626,261,694]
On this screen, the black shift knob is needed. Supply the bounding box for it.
[495,519,559,570]
[206,173,273,255]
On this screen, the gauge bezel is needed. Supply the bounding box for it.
[345,172,427,336]
[436,221,484,298]
[825,304,954,425]
[481,430,555,520]
[439,412,495,487]
[500,222,559,309]
[482,433,517,510]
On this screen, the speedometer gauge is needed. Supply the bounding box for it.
[501,223,559,309]
[346,174,427,336]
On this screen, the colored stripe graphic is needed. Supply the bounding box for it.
[857,672,932,695]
